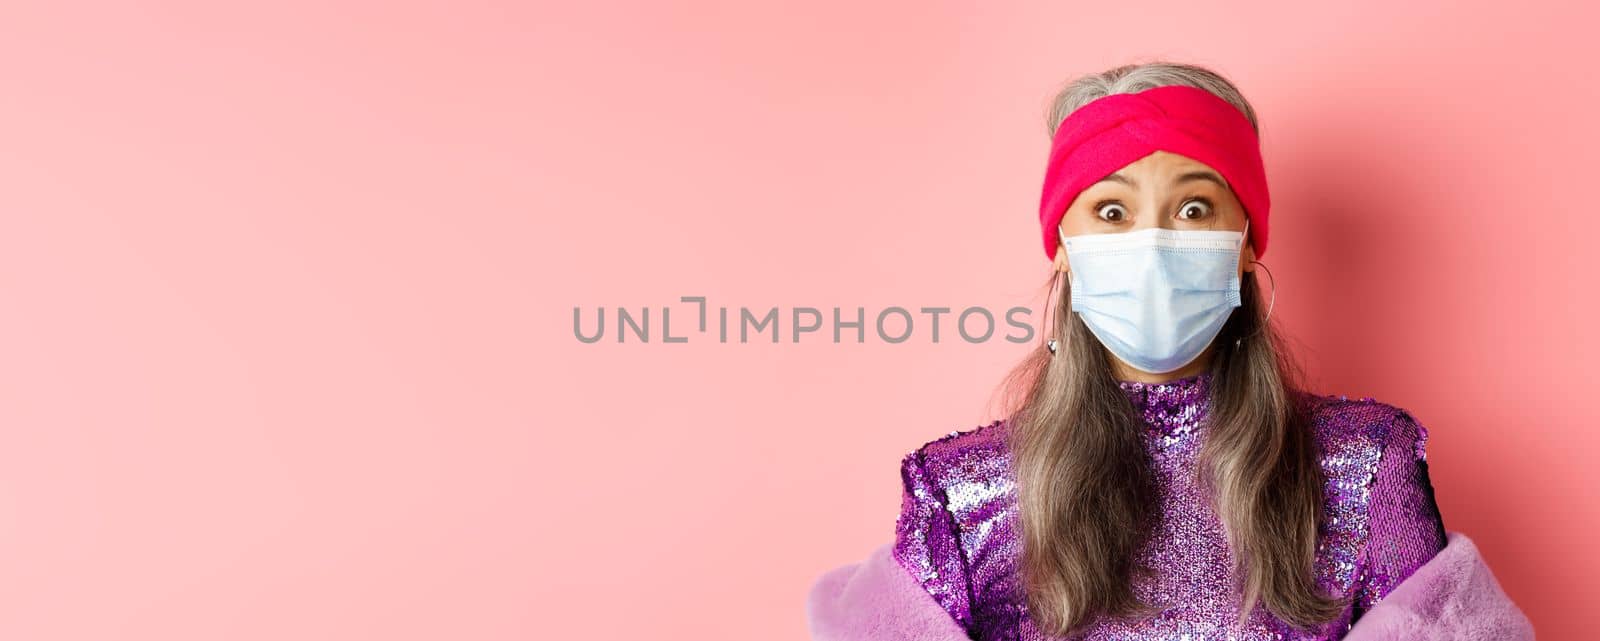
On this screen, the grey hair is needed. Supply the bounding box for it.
[1044,62,1260,139]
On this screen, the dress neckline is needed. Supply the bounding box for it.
[1116,371,1214,440]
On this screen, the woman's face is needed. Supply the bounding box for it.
[1052,150,1257,277]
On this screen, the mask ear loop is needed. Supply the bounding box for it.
[1233,258,1276,349]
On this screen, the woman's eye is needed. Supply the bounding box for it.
[1095,202,1127,222]
[1178,198,1213,220]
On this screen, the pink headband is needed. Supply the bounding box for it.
[1037,84,1270,260]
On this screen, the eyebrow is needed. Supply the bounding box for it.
[1095,171,1228,189]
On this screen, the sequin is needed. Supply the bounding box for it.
[891,371,1447,640]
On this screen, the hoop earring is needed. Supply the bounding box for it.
[1045,270,1064,356]
[1233,259,1276,349]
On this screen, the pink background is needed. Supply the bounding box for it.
[0,2,1591,640]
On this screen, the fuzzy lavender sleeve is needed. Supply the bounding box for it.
[1344,530,1535,640]
[806,542,974,641]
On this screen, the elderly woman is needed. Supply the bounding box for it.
[807,62,1534,641]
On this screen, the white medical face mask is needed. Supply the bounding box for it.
[1059,222,1248,374]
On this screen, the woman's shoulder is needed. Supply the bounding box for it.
[898,418,1011,489]
[1293,388,1432,469]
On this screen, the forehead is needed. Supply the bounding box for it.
[1082,151,1232,194]
[1112,150,1216,174]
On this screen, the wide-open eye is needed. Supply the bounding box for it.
[1095,202,1128,222]
[1177,197,1213,221]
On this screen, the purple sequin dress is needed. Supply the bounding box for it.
[892,371,1446,641]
